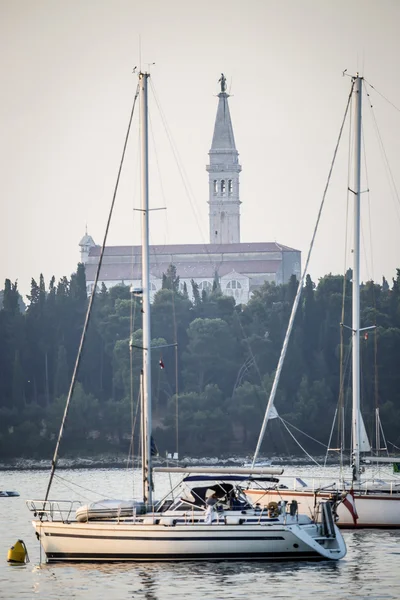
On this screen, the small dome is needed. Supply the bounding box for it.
[79,233,95,247]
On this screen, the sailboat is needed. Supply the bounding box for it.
[26,71,346,562]
[0,490,19,497]
[245,74,400,528]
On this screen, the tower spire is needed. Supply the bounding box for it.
[207,74,241,244]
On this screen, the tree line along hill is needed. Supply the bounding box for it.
[0,264,399,461]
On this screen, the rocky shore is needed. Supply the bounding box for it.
[0,454,332,471]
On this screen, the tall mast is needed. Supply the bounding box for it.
[351,74,362,484]
[139,72,153,505]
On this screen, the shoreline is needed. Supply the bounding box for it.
[0,454,339,471]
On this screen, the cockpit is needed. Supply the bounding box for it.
[156,481,253,513]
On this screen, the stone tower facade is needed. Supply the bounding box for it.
[79,229,96,263]
[206,74,242,244]
[81,73,302,303]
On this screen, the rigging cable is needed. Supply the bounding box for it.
[149,78,218,272]
[43,82,140,504]
[126,385,143,493]
[278,419,322,466]
[128,136,145,490]
[361,98,374,280]
[364,82,400,224]
[128,295,139,498]
[128,153,140,493]
[150,77,224,459]
[324,408,339,471]
[278,417,328,450]
[363,82,400,458]
[337,87,354,468]
[361,88,379,449]
[147,104,180,458]
[149,79,205,241]
[251,79,356,467]
[364,79,400,114]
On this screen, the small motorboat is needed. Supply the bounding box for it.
[0,490,20,497]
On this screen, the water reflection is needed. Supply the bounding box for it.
[33,557,341,600]
[137,570,158,600]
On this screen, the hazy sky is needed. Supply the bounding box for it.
[1,0,400,299]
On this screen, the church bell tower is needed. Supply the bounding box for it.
[206,73,242,244]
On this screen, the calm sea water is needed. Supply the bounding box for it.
[1,466,400,600]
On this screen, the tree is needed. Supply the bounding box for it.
[25,277,47,404]
[54,345,69,398]
[212,271,221,294]
[1,260,400,460]
[46,383,100,452]
[191,279,201,307]
[162,264,180,293]
[70,263,88,305]
[182,318,240,394]
[228,382,268,446]
[2,280,20,314]
[389,270,400,328]
[12,351,25,410]
[302,274,319,376]
[382,276,389,292]
[166,385,231,454]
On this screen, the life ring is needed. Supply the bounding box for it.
[267,501,279,517]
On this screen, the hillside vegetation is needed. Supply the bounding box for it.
[1,264,399,460]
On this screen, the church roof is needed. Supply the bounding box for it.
[84,240,301,283]
[84,259,283,283]
[88,241,299,258]
[210,92,237,152]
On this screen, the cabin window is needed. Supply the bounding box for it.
[199,281,212,291]
[228,180,233,194]
[213,180,218,193]
[221,180,226,193]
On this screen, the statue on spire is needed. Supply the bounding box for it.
[218,73,227,93]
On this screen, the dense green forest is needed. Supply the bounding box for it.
[0,264,400,461]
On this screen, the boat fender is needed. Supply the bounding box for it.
[7,540,29,564]
[267,501,279,517]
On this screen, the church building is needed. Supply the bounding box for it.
[81,75,301,304]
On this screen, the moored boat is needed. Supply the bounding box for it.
[26,71,346,562]
[245,74,400,528]
[0,490,20,497]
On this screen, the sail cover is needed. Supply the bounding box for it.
[268,405,279,420]
[359,414,371,452]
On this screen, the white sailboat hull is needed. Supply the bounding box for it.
[33,519,345,562]
[245,489,400,528]
[0,490,19,497]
